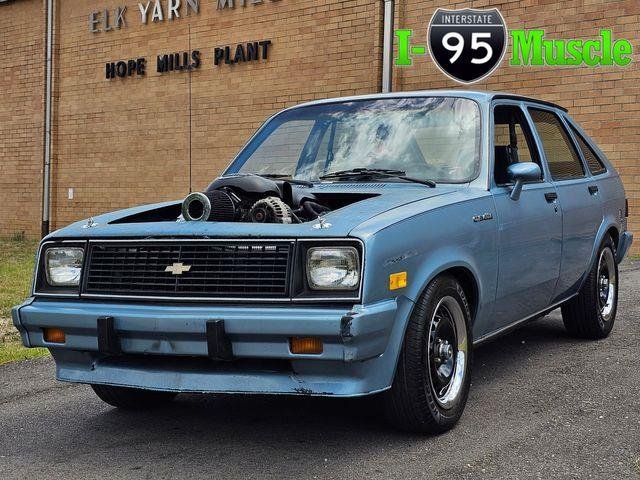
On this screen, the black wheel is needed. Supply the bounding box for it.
[91,384,178,410]
[561,235,618,339]
[383,275,473,434]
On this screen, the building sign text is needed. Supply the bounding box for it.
[105,41,272,79]
[90,0,281,33]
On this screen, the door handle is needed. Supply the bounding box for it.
[588,185,599,195]
[544,192,558,203]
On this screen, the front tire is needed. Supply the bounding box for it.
[91,384,178,410]
[383,275,473,434]
[561,235,618,339]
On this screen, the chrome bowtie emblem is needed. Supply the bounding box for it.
[165,262,192,275]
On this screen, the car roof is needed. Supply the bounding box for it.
[290,90,568,113]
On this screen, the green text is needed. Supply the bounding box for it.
[510,29,633,67]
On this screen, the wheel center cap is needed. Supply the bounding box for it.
[599,275,610,301]
[437,340,454,361]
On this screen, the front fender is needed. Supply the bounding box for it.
[359,245,494,390]
[406,248,492,341]
[359,195,498,342]
[408,255,480,304]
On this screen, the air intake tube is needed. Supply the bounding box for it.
[181,190,236,222]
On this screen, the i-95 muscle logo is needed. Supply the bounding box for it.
[427,8,507,84]
[395,7,633,84]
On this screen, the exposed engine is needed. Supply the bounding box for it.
[249,197,295,224]
[181,174,332,224]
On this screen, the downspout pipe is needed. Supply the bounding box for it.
[381,0,394,93]
[42,0,53,237]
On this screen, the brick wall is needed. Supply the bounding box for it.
[0,0,638,254]
[396,0,640,253]
[0,0,45,238]
[50,0,383,228]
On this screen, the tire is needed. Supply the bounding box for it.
[91,384,178,410]
[561,235,618,339]
[383,275,473,434]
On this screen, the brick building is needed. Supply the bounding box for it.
[0,0,638,253]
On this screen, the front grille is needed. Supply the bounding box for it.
[83,241,293,299]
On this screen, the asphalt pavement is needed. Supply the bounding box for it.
[1,262,639,479]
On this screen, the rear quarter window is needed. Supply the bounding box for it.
[529,108,585,181]
[569,124,607,175]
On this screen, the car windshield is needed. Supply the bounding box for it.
[225,97,481,183]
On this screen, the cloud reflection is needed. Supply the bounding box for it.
[238,97,481,183]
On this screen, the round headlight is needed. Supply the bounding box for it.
[306,247,360,290]
[45,247,84,287]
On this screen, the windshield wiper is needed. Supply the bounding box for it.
[247,173,314,187]
[254,173,290,178]
[319,168,436,187]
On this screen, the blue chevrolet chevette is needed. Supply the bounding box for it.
[13,91,633,433]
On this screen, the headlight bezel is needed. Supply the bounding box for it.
[292,239,364,302]
[306,246,361,291]
[44,247,84,287]
[33,241,86,296]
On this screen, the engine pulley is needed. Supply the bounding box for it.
[249,196,295,224]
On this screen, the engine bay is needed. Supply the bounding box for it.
[110,174,378,225]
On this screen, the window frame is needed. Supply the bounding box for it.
[565,120,608,176]
[527,107,587,182]
[490,102,545,187]
[224,96,484,185]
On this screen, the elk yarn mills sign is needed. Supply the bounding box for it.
[90,0,281,33]
[93,1,278,80]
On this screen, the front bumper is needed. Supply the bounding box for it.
[12,297,414,396]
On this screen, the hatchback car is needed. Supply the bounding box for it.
[13,91,632,433]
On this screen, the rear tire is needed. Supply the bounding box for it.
[561,235,618,339]
[383,275,473,434]
[91,384,178,410]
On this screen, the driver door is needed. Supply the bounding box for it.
[490,104,562,331]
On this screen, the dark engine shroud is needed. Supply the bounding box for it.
[181,174,332,224]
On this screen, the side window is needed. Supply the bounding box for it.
[240,120,315,175]
[493,105,541,186]
[529,109,585,181]
[569,124,607,175]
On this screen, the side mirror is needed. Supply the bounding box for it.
[507,162,542,201]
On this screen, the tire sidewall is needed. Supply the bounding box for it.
[418,276,473,428]
[593,238,618,335]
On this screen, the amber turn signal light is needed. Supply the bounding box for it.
[289,336,323,355]
[43,328,66,344]
[389,272,408,291]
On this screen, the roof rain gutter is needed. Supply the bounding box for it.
[381,0,394,93]
[42,0,54,237]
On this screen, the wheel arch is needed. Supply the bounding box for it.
[577,219,621,294]
[439,266,479,323]
[411,263,481,326]
[606,225,619,251]
[591,221,620,266]
[378,260,485,396]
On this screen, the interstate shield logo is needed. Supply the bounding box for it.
[428,8,507,84]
